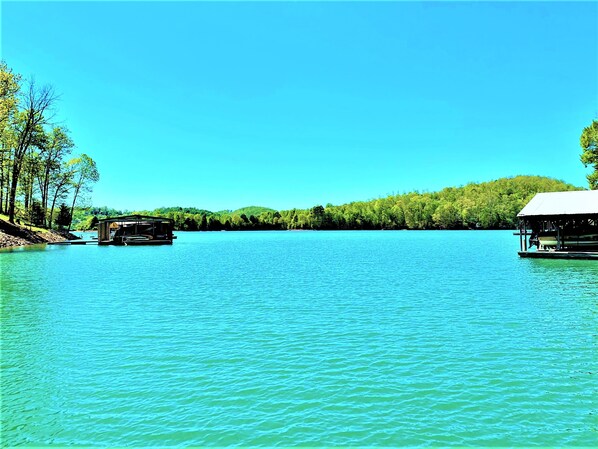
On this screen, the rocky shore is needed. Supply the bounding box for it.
[0,219,80,249]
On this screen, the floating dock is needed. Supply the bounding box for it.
[98,215,175,245]
[516,191,598,260]
[48,240,97,245]
[518,250,598,260]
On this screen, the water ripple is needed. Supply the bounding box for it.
[1,231,597,446]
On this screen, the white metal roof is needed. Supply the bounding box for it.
[517,190,598,217]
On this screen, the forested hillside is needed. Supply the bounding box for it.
[74,175,580,231]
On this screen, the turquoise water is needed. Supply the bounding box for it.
[1,231,596,446]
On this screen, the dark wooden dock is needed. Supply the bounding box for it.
[519,250,598,260]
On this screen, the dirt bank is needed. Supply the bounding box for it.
[0,219,80,249]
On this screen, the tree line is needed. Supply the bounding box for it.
[0,62,99,230]
[74,175,579,232]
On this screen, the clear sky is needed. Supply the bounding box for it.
[2,1,597,212]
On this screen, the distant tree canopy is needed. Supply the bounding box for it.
[71,175,581,231]
[580,119,598,189]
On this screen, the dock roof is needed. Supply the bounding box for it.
[517,190,598,217]
[98,214,174,223]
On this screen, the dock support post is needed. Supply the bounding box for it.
[556,226,561,251]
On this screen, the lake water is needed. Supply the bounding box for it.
[1,231,596,446]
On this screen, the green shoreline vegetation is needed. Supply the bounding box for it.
[73,175,579,232]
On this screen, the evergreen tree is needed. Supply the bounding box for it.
[28,200,44,226]
[55,203,72,229]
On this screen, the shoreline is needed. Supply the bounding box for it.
[0,219,80,250]
[0,227,520,250]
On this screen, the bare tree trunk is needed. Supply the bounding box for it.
[41,166,51,226]
[4,158,10,214]
[25,156,37,222]
[3,156,9,214]
[49,191,60,229]
[49,180,68,229]
[68,183,81,233]
[23,166,30,211]
[7,164,19,222]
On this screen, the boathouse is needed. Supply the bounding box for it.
[98,215,175,245]
[517,190,598,259]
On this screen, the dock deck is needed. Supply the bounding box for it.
[518,250,598,260]
[48,240,97,245]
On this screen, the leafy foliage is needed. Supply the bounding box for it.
[580,119,598,189]
[72,175,581,231]
[0,62,99,228]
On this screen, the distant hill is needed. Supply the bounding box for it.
[231,206,276,216]
[145,206,213,216]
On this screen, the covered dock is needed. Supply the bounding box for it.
[98,215,175,245]
[517,190,598,259]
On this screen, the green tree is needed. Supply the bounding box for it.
[67,154,99,231]
[55,203,72,229]
[37,127,74,226]
[0,63,100,227]
[28,199,44,226]
[81,215,99,230]
[48,163,74,228]
[199,214,208,231]
[309,205,325,229]
[0,62,21,214]
[7,80,57,223]
[433,202,460,229]
[580,119,598,189]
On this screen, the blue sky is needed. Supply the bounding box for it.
[2,1,597,211]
